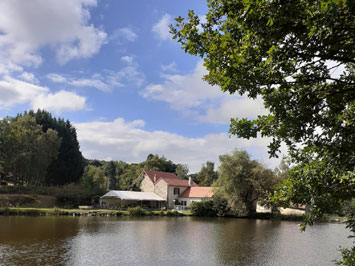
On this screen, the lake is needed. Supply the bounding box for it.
[0,216,351,266]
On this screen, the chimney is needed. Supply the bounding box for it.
[154,174,157,183]
[188,176,192,186]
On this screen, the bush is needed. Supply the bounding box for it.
[0,207,9,215]
[165,209,182,216]
[337,199,355,217]
[0,207,42,216]
[212,196,231,217]
[128,207,147,216]
[157,210,165,216]
[191,200,217,217]
[0,184,98,208]
[190,196,231,217]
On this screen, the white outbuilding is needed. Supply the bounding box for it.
[100,190,165,209]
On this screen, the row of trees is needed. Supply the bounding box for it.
[81,149,286,217]
[0,110,286,215]
[81,154,238,195]
[0,110,84,186]
[81,154,182,194]
[0,110,301,218]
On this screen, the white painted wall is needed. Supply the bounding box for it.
[177,197,204,208]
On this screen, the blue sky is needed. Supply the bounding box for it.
[0,0,282,172]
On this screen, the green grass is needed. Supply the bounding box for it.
[0,207,190,217]
[1,207,342,223]
[0,207,127,216]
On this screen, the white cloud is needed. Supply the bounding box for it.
[70,78,111,92]
[46,73,67,83]
[0,76,48,108]
[0,60,23,76]
[142,60,267,123]
[152,14,173,41]
[121,56,133,64]
[19,71,38,84]
[75,118,282,173]
[0,76,86,113]
[142,61,221,110]
[46,57,145,92]
[47,72,113,91]
[31,90,86,113]
[198,96,267,124]
[0,0,106,67]
[161,62,178,72]
[111,27,137,43]
[107,56,145,88]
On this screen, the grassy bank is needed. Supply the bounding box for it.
[0,185,100,208]
[0,207,308,221]
[0,207,346,223]
[0,207,185,217]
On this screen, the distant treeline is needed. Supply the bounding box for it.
[0,110,293,216]
[82,154,219,194]
[0,110,219,192]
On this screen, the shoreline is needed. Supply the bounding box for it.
[0,207,347,223]
[0,207,185,217]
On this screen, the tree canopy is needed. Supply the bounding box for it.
[216,149,281,216]
[143,154,177,173]
[28,110,84,185]
[83,154,179,192]
[172,0,355,263]
[175,163,189,179]
[0,114,60,185]
[0,110,84,186]
[195,161,218,186]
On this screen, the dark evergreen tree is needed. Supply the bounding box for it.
[105,161,117,190]
[29,110,84,185]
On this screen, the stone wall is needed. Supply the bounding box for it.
[154,179,168,200]
[140,175,154,192]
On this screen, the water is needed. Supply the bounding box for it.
[0,216,351,266]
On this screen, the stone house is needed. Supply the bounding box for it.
[100,170,214,210]
[140,170,199,209]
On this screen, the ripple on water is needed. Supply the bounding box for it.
[0,216,351,266]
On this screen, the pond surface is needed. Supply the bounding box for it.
[0,216,351,266]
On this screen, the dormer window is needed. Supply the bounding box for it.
[174,188,180,195]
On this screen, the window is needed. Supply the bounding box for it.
[173,188,180,195]
[181,201,187,206]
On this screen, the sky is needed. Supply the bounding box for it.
[0,0,284,173]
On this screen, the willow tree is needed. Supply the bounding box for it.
[217,149,280,216]
[171,0,355,263]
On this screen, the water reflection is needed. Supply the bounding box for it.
[0,216,351,266]
[0,216,80,265]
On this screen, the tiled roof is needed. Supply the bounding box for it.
[179,187,214,198]
[161,178,199,187]
[144,170,179,183]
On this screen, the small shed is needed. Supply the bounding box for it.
[100,190,165,209]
